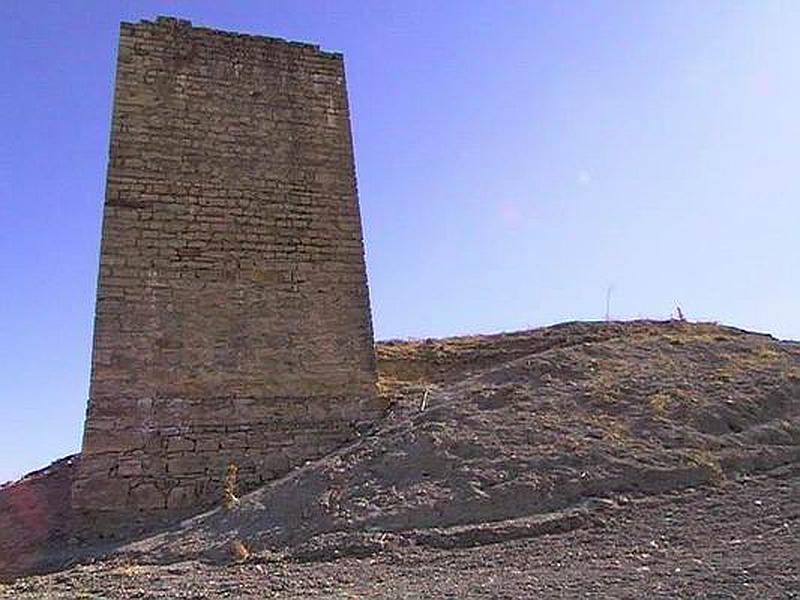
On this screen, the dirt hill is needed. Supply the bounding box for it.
[2,320,799,597]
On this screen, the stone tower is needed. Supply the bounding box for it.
[73,17,382,530]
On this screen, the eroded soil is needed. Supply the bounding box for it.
[2,320,799,597]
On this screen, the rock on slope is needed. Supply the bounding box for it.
[109,320,800,565]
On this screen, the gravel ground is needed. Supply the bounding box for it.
[3,464,798,599]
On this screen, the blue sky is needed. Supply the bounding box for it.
[1,1,798,482]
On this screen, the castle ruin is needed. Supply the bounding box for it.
[72,17,383,531]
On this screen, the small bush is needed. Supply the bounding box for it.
[224,463,240,510]
[108,560,139,577]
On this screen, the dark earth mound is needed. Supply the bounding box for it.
[2,320,799,597]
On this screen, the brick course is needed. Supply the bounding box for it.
[72,17,382,531]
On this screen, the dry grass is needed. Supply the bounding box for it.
[108,560,140,577]
[224,463,240,510]
[376,334,500,386]
[711,342,790,383]
[648,389,701,417]
[657,323,738,350]
[649,392,671,417]
[685,449,725,484]
[723,343,785,367]
[378,335,487,360]
[376,375,402,397]
[585,361,638,404]
[603,420,633,447]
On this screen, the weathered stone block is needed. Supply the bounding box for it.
[117,459,143,477]
[129,483,166,510]
[167,454,209,476]
[166,437,196,453]
[167,485,199,510]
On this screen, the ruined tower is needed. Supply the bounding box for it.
[73,17,382,529]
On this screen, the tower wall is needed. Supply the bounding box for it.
[73,17,382,530]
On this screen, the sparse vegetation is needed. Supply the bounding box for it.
[108,560,139,577]
[224,463,240,510]
[648,389,700,417]
[685,448,726,484]
[648,391,671,417]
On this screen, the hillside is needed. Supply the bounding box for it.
[2,320,799,597]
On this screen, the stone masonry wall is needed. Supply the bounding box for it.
[73,17,383,533]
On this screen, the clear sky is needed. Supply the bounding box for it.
[1,1,798,483]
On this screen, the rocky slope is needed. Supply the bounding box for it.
[6,464,797,598]
[2,320,799,597]
[0,456,77,581]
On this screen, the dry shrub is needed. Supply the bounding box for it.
[686,449,725,484]
[649,392,671,417]
[108,560,139,577]
[648,389,701,418]
[224,463,240,510]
